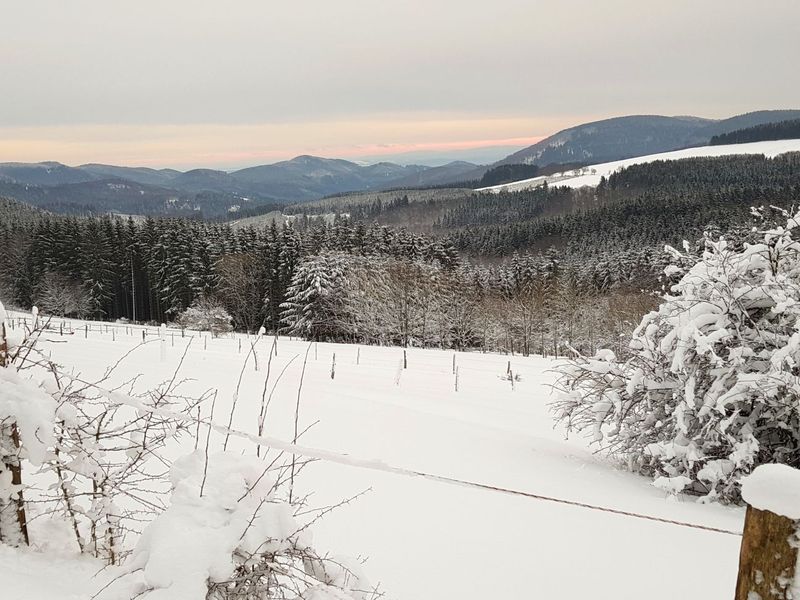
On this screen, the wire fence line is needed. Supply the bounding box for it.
[52,371,745,538]
[406,471,742,536]
[6,311,743,538]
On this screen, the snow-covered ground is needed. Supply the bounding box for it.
[478,139,800,193]
[2,316,745,599]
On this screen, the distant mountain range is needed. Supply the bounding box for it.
[0,157,481,217]
[2,109,799,218]
[497,110,800,166]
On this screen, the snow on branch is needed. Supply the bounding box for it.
[552,211,800,503]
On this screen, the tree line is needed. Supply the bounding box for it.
[710,118,800,145]
[0,200,656,356]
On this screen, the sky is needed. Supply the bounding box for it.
[1,0,798,169]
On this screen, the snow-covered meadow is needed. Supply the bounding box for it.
[3,315,745,599]
[478,138,800,193]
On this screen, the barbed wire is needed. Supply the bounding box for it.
[10,312,744,538]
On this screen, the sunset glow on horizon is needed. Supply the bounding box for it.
[2,1,798,169]
[0,117,562,169]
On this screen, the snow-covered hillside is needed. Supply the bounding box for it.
[478,139,800,193]
[2,316,744,599]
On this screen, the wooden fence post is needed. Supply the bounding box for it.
[735,505,798,599]
[0,320,30,545]
[736,465,800,599]
[1,322,6,369]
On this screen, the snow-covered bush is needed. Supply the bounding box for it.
[177,296,234,337]
[553,211,800,503]
[0,301,196,558]
[0,301,57,546]
[0,305,376,598]
[116,452,372,600]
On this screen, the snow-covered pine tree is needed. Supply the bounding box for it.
[80,219,115,317]
[280,252,347,340]
[553,210,800,502]
[334,255,391,344]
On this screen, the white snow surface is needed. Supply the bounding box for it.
[0,315,746,599]
[478,139,800,193]
[741,464,800,519]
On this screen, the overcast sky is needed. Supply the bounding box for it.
[1,0,798,169]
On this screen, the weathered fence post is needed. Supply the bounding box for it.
[159,324,167,362]
[0,314,30,546]
[736,464,800,600]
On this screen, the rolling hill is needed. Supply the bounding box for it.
[3,110,800,218]
[480,138,800,193]
[497,109,800,167]
[0,156,475,216]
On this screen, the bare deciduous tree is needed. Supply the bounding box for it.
[34,272,93,318]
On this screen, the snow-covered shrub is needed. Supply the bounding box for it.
[553,211,800,503]
[0,306,58,546]
[178,296,234,337]
[50,378,198,563]
[115,452,373,600]
[0,305,376,597]
[0,302,197,559]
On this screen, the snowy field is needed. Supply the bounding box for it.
[4,315,745,599]
[478,138,800,193]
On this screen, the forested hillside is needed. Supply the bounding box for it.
[3,151,798,358]
[0,156,467,216]
[287,152,800,259]
[445,153,800,256]
[496,109,800,166]
[710,119,800,145]
[0,196,651,357]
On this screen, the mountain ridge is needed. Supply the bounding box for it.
[3,109,800,217]
[496,109,800,166]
